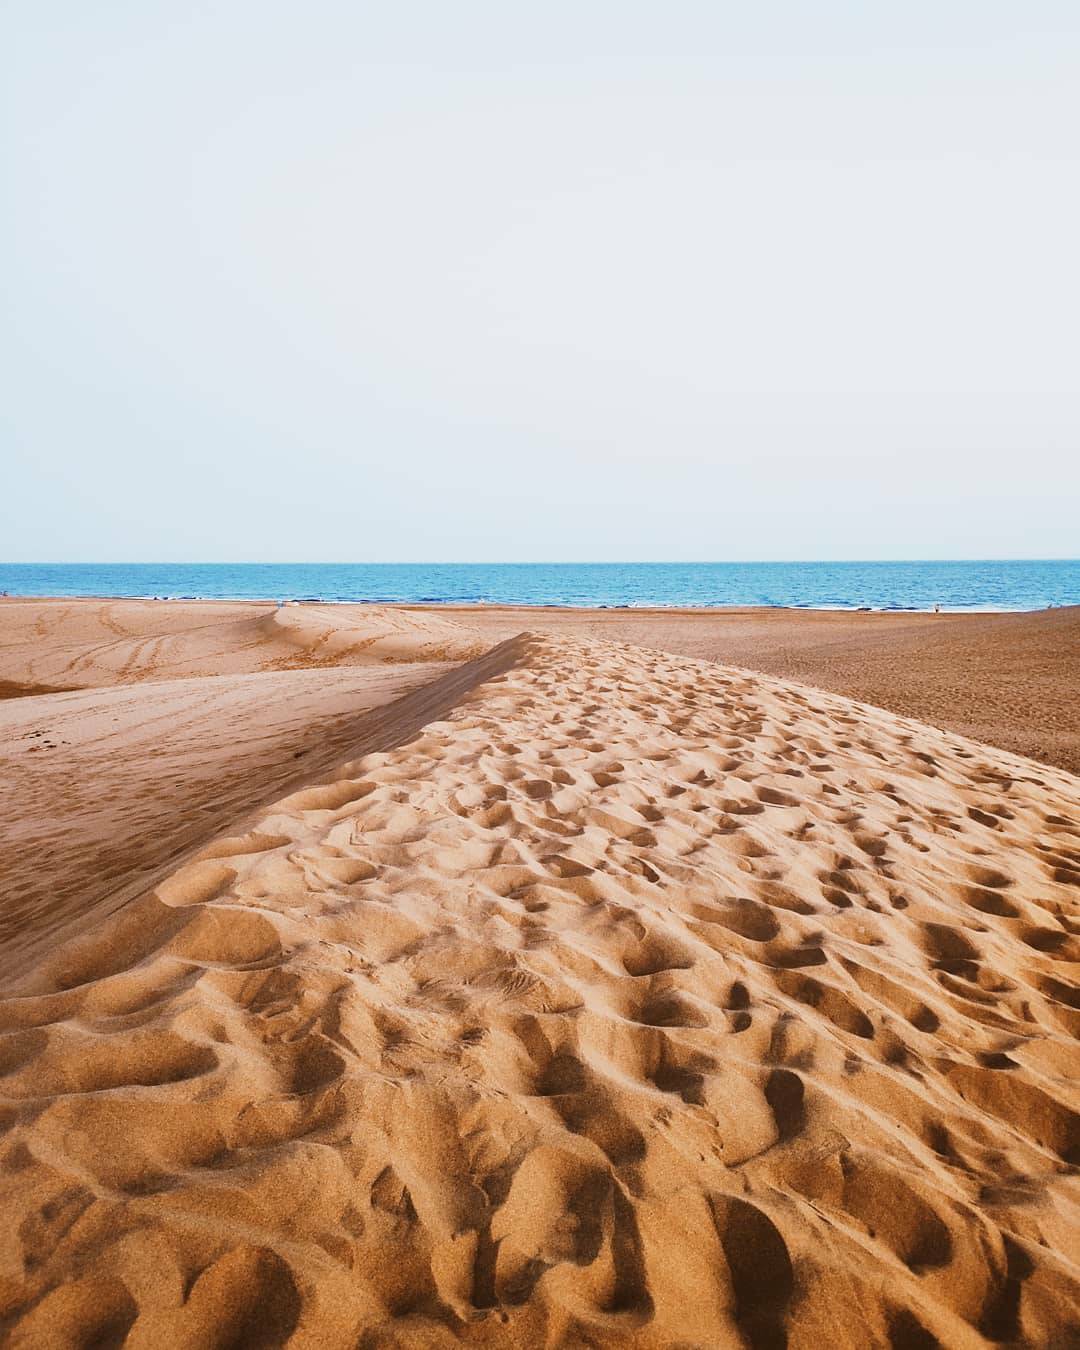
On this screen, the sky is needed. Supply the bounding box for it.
[3,2,1078,562]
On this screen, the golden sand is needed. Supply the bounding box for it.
[1,626,1077,1347]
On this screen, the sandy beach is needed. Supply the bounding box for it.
[421,604,1080,776]
[1,600,1078,1346]
[7,0,1078,1340]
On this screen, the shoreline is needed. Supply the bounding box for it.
[2,592,1073,615]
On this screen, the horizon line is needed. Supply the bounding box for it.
[4,558,1079,568]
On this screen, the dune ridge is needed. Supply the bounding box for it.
[1,633,1078,1347]
[442,603,1080,775]
[5,598,1076,772]
[0,602,490,983]
[0,665,465,982]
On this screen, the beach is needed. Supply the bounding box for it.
[4,597,1077,767]
[417,604,1080,774]
[1,599,1078,1346]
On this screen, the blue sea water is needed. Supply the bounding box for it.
[0,561,1076,611]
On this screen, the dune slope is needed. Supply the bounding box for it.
[448,603,1080,774]
[1,635,1078,1348]
[0,599,485,690]
[0,663,461,982]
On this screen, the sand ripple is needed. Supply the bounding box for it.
[1,635,1078,1347]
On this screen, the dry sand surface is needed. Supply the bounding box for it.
[0,666,457,982]
[1,626,1078,1348]
[0,598,485,691]
[4,598,1075,771]
[424,604,1080,775]
[0,602,485,985]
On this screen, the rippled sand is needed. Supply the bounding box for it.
[2,632,1077,1347]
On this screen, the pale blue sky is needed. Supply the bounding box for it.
[3,3,1078,561]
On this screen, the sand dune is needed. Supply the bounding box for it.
[437,603,1080,774]
[2,634,1077,1347]
[0,599,485,691]
[4,598,1075,771]
[0,664,459,982]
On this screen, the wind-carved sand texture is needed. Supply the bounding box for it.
[0,665,458,981]
[0,599,486,690]
[438,603,1080,775]
[1,635,1078,1347]
[0,602,487,982]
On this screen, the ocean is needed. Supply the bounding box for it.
[1,560,1077,611]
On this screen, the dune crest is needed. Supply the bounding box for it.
[1,634,1078,1347]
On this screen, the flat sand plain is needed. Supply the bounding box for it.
[0,600,1077,1347]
